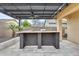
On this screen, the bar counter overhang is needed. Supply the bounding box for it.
[17,31,60,49]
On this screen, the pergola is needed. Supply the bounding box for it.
[0,3,67,28]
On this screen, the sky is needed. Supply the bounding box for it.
[0,12,33,23]
[0,12,14,19]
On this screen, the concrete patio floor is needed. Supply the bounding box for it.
[0,37,79,56]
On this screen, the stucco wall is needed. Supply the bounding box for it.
[0,22,12,38]
[67,11,79,44]
[0,19,17,43]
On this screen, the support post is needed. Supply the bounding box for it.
[18,19,21,31]
[57,19,62,40]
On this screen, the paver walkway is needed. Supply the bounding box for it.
[0,37,79,56]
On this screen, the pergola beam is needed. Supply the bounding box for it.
[6,10,56,12]
[0,3,62,6]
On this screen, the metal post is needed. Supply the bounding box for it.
[18,19,21,31]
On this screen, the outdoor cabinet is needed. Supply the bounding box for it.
[19,31,60,49]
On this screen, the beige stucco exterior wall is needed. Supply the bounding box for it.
[0,21,12,38]
[0,19,17,38]
[56,3,79,44]
[66,11,79,44]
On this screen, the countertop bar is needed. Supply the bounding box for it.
[17,31,59,34]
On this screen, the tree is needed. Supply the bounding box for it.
[22,20,31,28]
[7,21,18,38]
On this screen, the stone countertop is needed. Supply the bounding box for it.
[17,31,60,34]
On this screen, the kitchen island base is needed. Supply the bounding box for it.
[19,31,60,49]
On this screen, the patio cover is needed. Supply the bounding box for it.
[0,3,67,19]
